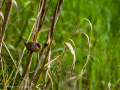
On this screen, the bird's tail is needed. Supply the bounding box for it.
[19,36,26,44]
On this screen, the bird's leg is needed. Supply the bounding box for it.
[27,49,30,53]
[27,49,33,53]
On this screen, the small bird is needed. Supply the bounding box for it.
[20,37,42,52]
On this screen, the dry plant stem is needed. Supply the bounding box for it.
[64,19,92,89]
[0,1,12,89]
[77,23,92,79]
[80,43,90,74]
[34,38,52,87]
[17,52,33,90]
[20,0,48,83]
[48,50,66,90]
[29,0,46,86]
[33,0,64,88]
[45,70,53,89]
[0,56,9,69]
[0,0,2,23]
[64,77,77,90]
[44,49,51,88]
[45,55,61,67]
[37,0,51,31]
[0,0,12,54]
[0,0,2,9]
[21,52,33,80]
[37,0,47,30]
[32,0,44,41]
[16,76,41,90]
[74,20,92,87]
[112,78,120,89]
[13,0,45,88]
[110,65,120,89]
[45,50,51,84]
[66,19,92,86]
[33,0,51,41]
[17,0,47,87]
[19,0,46,86]
[29,0,52,84]
[30,44,48,83]
[2,41,22,77]
[0,57,6,89]
[115,84,120,90]
[12,28,33,90]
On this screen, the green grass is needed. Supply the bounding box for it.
[0,0,120,89]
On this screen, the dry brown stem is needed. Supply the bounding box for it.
[33,0,64,88]
[29,0,52,85]
[0,0,13,89]
[0,0,12,53]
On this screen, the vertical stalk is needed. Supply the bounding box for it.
[34,0,64,88]
[0,0,12,89]
[0,0,2,9]
[19,0,47,88]
[30,0,52,85]
[0,0,12,54]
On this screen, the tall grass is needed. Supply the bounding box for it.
[0,0,120,90]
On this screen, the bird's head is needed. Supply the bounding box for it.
[36,43,42,50]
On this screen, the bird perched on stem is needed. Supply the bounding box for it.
[20,37,42,52]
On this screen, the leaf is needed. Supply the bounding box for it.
[64,42,75,56]
[13,0,17,8]
[64,42,76,75]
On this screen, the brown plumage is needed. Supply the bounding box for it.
[20,37,42,52]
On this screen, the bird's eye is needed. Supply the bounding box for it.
[36,44,40,47]
[36,43,42,49]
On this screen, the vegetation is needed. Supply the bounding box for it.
[0,0,120,90]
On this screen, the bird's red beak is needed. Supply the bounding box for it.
[40,47,42,49]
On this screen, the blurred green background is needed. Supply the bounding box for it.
[1,0,120,89]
